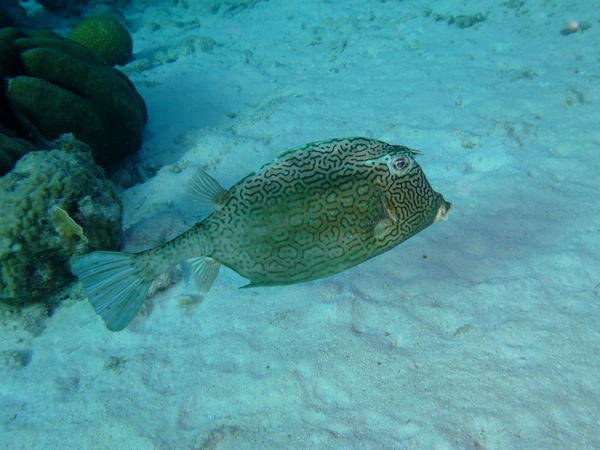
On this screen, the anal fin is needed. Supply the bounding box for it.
[187,256,221,293]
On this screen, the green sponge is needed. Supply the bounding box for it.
[70,17,133,66]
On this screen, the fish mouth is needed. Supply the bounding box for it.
[434,199,452,223]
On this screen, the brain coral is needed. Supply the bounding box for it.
[0,27,147,168]
[70,16,133,66]
[0,135,123,305]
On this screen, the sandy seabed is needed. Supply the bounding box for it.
[2,1,600,449]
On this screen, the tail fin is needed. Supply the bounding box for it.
[71,251,151,331]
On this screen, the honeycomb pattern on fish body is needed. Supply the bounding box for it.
[198,137,446,286]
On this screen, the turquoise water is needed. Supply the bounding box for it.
[2,1,599,449]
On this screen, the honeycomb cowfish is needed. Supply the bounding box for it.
[72,137,451,331]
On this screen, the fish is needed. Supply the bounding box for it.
[71,137,451,331]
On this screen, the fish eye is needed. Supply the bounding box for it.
[391,156,412,173]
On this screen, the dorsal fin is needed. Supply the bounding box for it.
[186,168,231,214]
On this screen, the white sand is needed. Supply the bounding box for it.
[2,0,600,448]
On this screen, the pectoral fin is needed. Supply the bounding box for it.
[360,192,398,241]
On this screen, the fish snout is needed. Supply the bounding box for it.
[434,199,452,223]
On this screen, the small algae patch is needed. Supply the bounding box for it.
[50,206,88,254]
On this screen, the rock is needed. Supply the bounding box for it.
[0,135,123,305]
[0,0,32,29]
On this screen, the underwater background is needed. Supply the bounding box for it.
[1,0,600,449]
